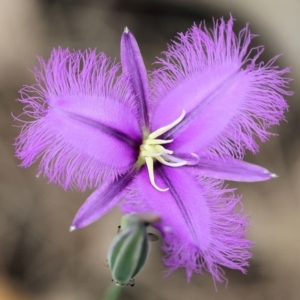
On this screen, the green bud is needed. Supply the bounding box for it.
[107,213,161,287]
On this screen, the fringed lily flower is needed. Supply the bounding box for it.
[15,17,291,282]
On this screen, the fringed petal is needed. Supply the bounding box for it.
[122,166,251,282]
[15,49,141,190]
[150,16,291,158]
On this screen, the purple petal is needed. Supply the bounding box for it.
[72,168,136,229]
[15,49,141,190]
[122,166,251,282]
[121,28,150,128]
[186,155,276,182]
[150,17,291,158]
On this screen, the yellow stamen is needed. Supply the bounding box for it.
[145,157,169,192]
[148,110,186,139]
[138,110,188,192]
[145,139,173,145]
[156,156,186,167]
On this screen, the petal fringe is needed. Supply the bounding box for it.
[122,166,252,283]
[15,49,141,190]
[150,16,291,158]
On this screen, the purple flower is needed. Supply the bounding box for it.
[15,17,291,282]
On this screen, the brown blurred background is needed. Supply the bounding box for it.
[0,0,299,299]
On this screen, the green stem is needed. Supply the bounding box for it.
[102,285,123,300]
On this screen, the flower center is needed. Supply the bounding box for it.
[137,110,188,192]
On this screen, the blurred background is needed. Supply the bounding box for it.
[0,0,299,299]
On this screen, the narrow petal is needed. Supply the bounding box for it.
[121,28,150,128]
[15,49,141,190]
[150,17,291,158]
[72,168,137,229]
[184,155,276,181]
[122,166,251,282]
